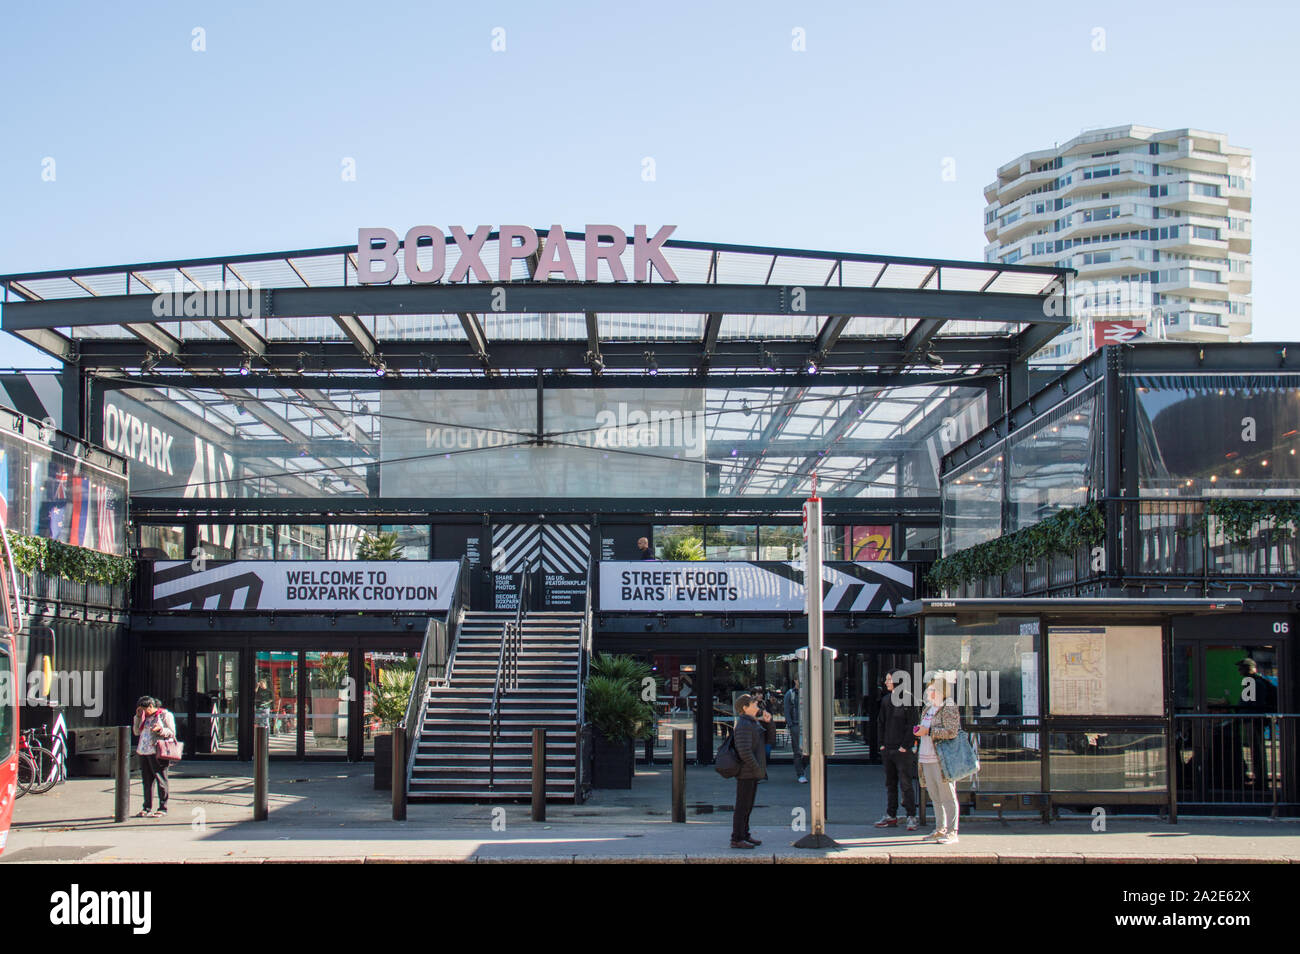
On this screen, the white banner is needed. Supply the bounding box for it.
[151,561,460,612]
[600,561,914,613]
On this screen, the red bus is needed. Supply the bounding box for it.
[0,508,23,856]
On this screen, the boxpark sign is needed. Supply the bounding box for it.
[599,561,916,614]
[150,561,461,613]
[357,224,679,284]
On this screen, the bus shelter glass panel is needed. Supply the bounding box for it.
[306,652,349,756]
[194,651,239,756]
[1048,731,1168,791]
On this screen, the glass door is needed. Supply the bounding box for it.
[306,652,349,756]
[142,650,191,752]
[195,651,240,757]
[255,651,300,756]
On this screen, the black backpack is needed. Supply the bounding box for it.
[714,727,741,778]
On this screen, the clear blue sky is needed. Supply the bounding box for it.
[2,0,1296,367]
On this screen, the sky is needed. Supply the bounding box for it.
[1,0,1297,367]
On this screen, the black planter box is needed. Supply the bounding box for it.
[591,736,634,789]
[374,733,392,790]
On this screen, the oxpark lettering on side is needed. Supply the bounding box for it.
[357,224,679,285]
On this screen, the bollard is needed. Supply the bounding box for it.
[114,725,130,823]
[671,728,685,822]
[392,728,406,821]
[253,724,268,821]
[531,728,546,822]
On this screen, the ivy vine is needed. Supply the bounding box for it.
[7,533,136,586]
[928,504,1104,590]
[1204,499,1300,545]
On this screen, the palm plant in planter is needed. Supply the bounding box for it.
[310,652,350,739]
[356,530,405,561]
[586,654,656,788]
[367,660,416,790]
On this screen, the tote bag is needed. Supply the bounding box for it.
[935,730,979,782]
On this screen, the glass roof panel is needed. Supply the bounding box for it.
[718,314,818,338]
[840,261,887,287]
[766,256,838,287]
[598,313,706,339]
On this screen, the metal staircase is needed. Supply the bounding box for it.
[407,610,585,801]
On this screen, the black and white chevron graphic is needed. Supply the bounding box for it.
[542,524,590,574]
[761,561,915,613]
[153,561,266,611]
[492,524,541,572]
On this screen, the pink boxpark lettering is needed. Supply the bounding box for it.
[357,225,678,284]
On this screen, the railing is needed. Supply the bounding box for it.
[400,556,469,805]
[20,570,128,614]
[431,556,471,688]
[946,498,1300,598]
[1174,714,1297,816]
[488,570,530,790]
[1132,499,1300,581]
[575,572,594,800]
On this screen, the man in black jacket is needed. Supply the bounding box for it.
[731,693,771,849]
[874,671,919,831]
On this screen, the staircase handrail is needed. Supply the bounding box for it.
[487,618,519,790]
[575,560,594,800]
[437,555,471,688]
[401,555,469,804]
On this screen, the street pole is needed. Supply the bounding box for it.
[795,481,839,849]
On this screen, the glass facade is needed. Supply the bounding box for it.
[942,451,1003,555]
[1134,375,1300,496]
[1007,390,1102,531]
[0,410,127,555]
[104,383,986,503]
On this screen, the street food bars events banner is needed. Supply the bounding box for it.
[151,561,460,612]
[600,561,915,613]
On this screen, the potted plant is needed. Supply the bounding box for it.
[356,530,405,561]
[367,661,416,790]
[586,654,657,788]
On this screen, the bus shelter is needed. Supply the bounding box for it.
[895,597,1242,822]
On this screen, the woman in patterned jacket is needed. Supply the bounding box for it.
[915,673,961,843]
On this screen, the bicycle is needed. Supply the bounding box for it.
[17,727,59,795]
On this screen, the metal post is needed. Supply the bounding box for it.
[672,728,686,822]
[114,726,130,822]
[392,727,406,821]
[531,728,547,821]
[795,491,839,849]
[253,724,268,821]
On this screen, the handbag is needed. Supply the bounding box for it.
[156,737,183,762]
[714,728,741,778]
[935,729,979,782]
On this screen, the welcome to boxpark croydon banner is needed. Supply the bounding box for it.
[151,561,460,612]
[600,561,915,614]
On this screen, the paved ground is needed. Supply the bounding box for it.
[4,762,1298,863]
